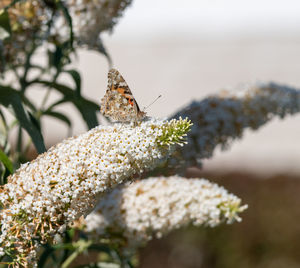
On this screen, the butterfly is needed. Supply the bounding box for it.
[100,68,146,122]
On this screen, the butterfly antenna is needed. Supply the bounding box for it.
[143,95,162,111]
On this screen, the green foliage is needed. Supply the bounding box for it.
[37,229,135,268]
[0,148,12,184]
[0,86,46,153]
[0,149,12,173]
[0,10,11,41]
[29,79,100,129]
[0,0,116,265]
[0,10,10,72]
[0,0,103,165]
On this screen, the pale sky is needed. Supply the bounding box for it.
[111,0,300,37]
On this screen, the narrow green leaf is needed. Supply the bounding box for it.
[30,80,100,129]
[46,98,68,111]
[64,69,81,97]
[42,110,72,128]
[56,0,74,48]
[0,107,8,130]
[38,245,56,268]
[47,46,64,71]
[21,94,37,112]
[53,46,63,69]
[75,99,99,129]
[0,148,13,173]
[0,108,10,154]
[0,40,5,73]
[31,80,75,98]
[0,87,46,153]
[95,36,112,67]
[0,10,11,40]
[0,10,10,72]
[55,97,99,129]
[52,242,75,250]
[88,244,113,253]
[51,97,99,129]
[0,165,11,185]
[61,240,93,268]
[28,110,41,132]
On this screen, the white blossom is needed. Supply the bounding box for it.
[0,0,51,68]
[171,82,300,167]
[0,118,191,266]
[1,0,132,68]
[85,176,247,248]
[65,0,133,49]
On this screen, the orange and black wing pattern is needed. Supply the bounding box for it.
[100,69,146,122]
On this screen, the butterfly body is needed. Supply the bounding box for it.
[101,69,146,122]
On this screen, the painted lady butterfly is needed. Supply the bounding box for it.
[100,68,146,122]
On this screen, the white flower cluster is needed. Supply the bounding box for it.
[66,0,132,48]
[171,82,300,167]
[0,118,191,266]
[0,0,51,68]
[1,0,131,68]
[85,176,247,248]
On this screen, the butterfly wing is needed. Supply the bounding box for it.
[100,69,146,122]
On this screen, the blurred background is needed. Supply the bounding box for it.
[40,0,300,267]
[43,0,300,176]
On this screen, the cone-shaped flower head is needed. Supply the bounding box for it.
[0,118,192,266]
[66,0,133,49]
[85,176,247,248]
[171,83,300,167]
[0,0,50,69]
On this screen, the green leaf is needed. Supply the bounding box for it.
[75,98,99,129]
[56,1,74,48]
[53,97,99,129]
[0,40,5,73]
[31,80,75,98]
[53,46,63,69]
[47,45,64,71]
[21,94,37,112]
[0,168,8,184]
[0,10,11,72]
[0,107,8,131]
[64,69,81,97]
[42,110,72,129]
[0,86,46,153]
[95,36,112,67]
[0,148,13,173]
[0,10,11,40]
[38,244,56,268]
[0,109,10,154]
[51,97,99,129]
[30,80,100,129]
[28,110,42,133]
